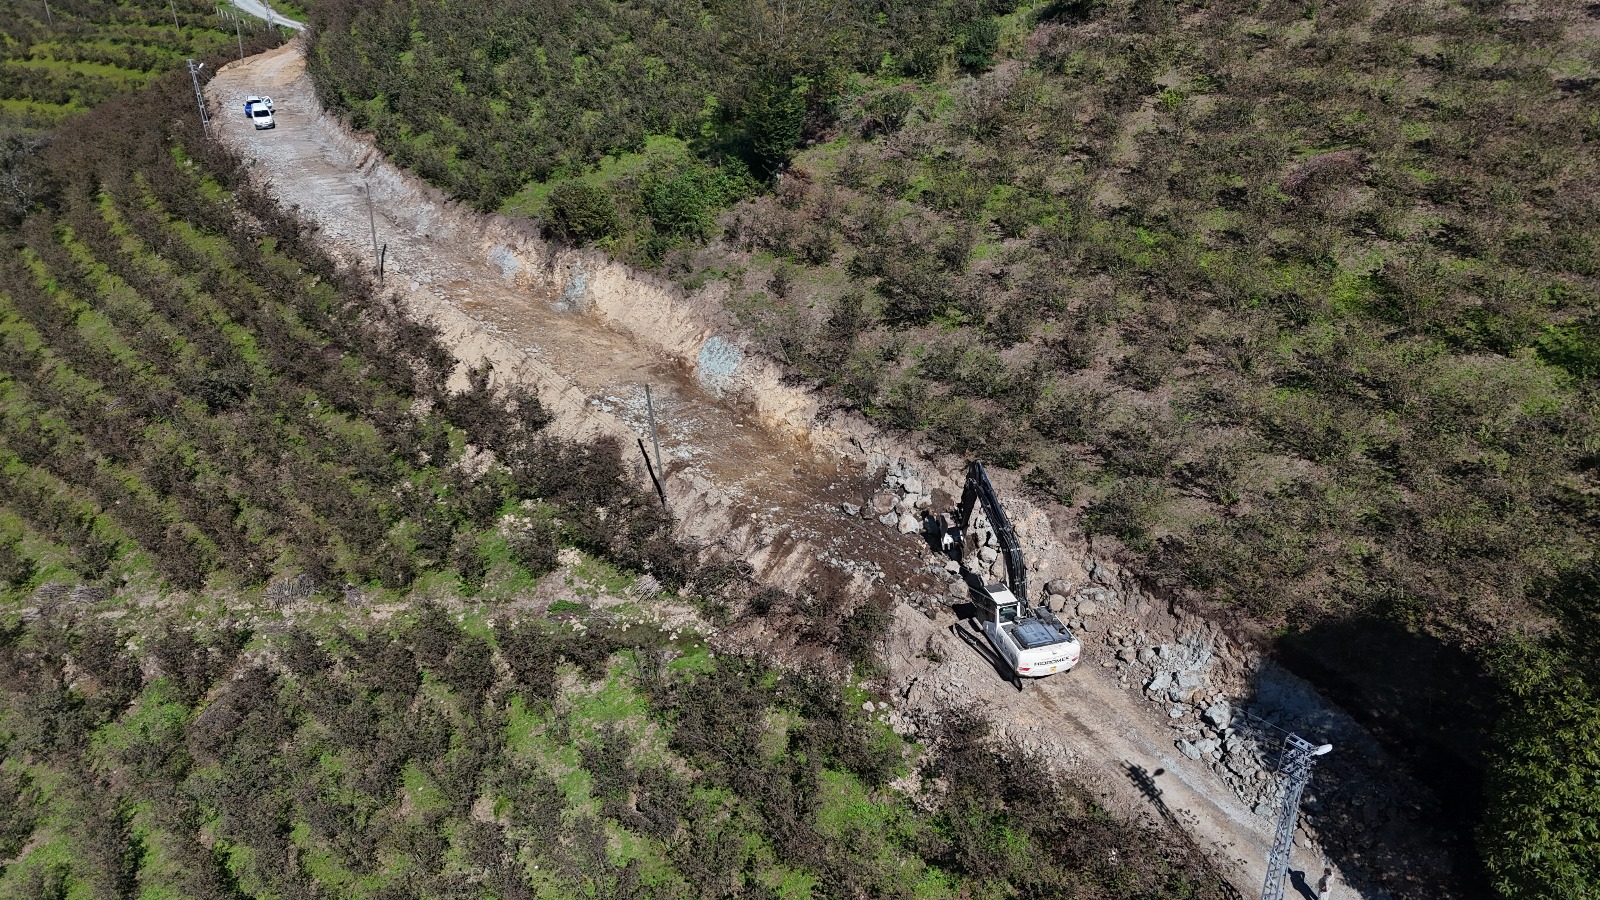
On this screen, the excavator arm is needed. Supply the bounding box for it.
[955,461,1029,605]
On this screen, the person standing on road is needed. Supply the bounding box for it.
[1316,867,1333,900]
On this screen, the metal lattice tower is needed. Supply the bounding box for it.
[187,59,211,137]
[1260,733,1332,900]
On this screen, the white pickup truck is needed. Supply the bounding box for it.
[243,96,275,130]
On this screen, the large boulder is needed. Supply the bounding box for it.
[1146,672,1173,696]
[871,492,897,514]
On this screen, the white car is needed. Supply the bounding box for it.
[244,96,275,129]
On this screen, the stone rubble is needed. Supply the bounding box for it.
[860,453,1286,815]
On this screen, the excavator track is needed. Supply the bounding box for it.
[950,620,1025,692]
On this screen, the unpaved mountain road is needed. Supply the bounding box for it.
[207,42,1365,898]
[229,0,304,30]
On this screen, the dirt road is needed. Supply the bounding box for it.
[206,42,1355,897]
[229,0,304,30]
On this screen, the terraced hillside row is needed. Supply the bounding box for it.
[0,605,1231,899]
[0,67,684,604]
[305,0,1018,253]
[0,0,283,132]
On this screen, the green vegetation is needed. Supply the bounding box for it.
[0,604,1229,898]
[306,0,1018,257]
[0,0,278,133]
[0,64,686,601]
[0,21,1235,900]
[308,1,1600,895]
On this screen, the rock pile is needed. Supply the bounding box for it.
[1103,626,1279,814]
[845,456,934,535]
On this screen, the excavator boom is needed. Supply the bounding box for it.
[957,461,1029,605]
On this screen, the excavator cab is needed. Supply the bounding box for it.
[990,589,1021,624]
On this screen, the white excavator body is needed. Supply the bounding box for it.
[977,584,1082,677]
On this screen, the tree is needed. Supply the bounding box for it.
[744,77,806,179]
[546,182,618,244]
[1479,641,1600,900]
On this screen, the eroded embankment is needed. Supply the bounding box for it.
[208,40,1472,899]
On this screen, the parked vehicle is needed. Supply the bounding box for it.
[243,96,275,129]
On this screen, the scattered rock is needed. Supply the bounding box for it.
[980,547,998,563]
[1147,672,1172,695]
[1076,598,1101,618]
[871,492,897,514]
[842,502,860,517]
[897,512,921,534]
[948,580,969,599]
[944,559,960,574]
[1178,739,1202,760]
[1047,594,1069,613]
[913,495,932,510]
[1090,562,1112,584]
[1046,578,1072,595]
[1203,702,1232,728]
[878,512,898,526]
[1117,648,1137,663]
[902,477,924,495]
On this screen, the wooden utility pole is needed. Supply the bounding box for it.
[643,384,666,508]
[364,182,382,282]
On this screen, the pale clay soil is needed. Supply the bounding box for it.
[204,39,1468,899]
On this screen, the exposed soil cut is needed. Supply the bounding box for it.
[206,41,1470,899]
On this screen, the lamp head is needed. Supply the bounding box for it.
[1312,744,1333,756]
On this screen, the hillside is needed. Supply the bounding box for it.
[0,17,1245,900]
[2,603,1231,898]
[305,1,1600,897]
[0,0,282,133]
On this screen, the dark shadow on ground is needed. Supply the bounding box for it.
[1288,869,1318,900]
[1243,616,1501,900]
[1122,761,1172,822]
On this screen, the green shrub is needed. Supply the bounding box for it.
[0,533,35,589]
[546,181,619,244]
[1480,643,1600,900]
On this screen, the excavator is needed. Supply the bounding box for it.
[946,461,1082,681]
